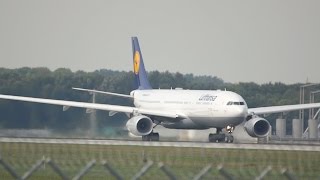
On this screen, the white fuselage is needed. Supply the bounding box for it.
[132,89,248,129]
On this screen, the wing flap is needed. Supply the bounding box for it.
[249,103,320,115]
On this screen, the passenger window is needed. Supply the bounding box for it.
[240,102,245,105]
[233,102,240,105]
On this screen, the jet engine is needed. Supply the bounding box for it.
[126,115,153,136]
[244,116,270,138]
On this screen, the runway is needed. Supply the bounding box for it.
[0,137,319,151]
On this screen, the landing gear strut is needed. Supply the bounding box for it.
[208,128,234,143]
[142,132,159,141]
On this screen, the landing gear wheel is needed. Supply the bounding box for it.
[142,135,148,141]
[151,133,159,141]
[209,133,226,143]
[226,135,234,143]
[142,132,160,141]
[209,127,234,143]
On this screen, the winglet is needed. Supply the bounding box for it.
[132,37,152,90]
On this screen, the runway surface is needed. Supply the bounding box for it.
[0,137,319,151]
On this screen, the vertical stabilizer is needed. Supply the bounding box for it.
[132,37,152,90]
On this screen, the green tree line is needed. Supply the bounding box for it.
[0,67,309,133]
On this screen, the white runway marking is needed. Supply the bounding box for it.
[0,137,319,151]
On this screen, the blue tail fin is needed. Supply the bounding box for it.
[132,37,152,90]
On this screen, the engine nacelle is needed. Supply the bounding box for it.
[126,115,153,136]
[244,117,270,138]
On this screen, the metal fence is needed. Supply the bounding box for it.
[0,140,320,179]
[0,158,299,180]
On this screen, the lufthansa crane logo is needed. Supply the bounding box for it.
[134,51,140,75]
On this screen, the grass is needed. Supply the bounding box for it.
[0,142,319,179]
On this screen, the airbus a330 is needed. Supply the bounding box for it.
[1,37,320,142]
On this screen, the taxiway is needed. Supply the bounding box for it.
[0,137,319,151]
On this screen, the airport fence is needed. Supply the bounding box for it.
[0,139,320,180]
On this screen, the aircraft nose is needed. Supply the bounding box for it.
[235,106,248,117]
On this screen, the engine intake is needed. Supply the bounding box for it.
[126,115,153,136]
[244,117,270,138]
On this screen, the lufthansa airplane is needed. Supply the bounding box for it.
[1,37,320,142]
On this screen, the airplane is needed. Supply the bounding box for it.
[1,37,320,143]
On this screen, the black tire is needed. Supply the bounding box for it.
[151,133,160,141]
[218,134,226,143]
[142,132,160,141]
[208,134,216,142]
[228,136,234,143]
[142,135,149,141]
[209,133,225,143]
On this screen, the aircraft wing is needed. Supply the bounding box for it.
[0,94,181,119]
[248,103,320,115]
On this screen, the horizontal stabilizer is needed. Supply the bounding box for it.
[72,87,133,99]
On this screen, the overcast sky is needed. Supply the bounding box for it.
[0,1,319,84]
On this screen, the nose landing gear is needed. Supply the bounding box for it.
[226,125,235,134]
[208,126,234,143]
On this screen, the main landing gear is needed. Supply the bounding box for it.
[142,132,159,141]
[208,127,234,143]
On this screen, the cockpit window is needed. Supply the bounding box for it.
[227,101,245,106]
[233,102,240,105]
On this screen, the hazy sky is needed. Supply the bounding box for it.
[0,1,319,84]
